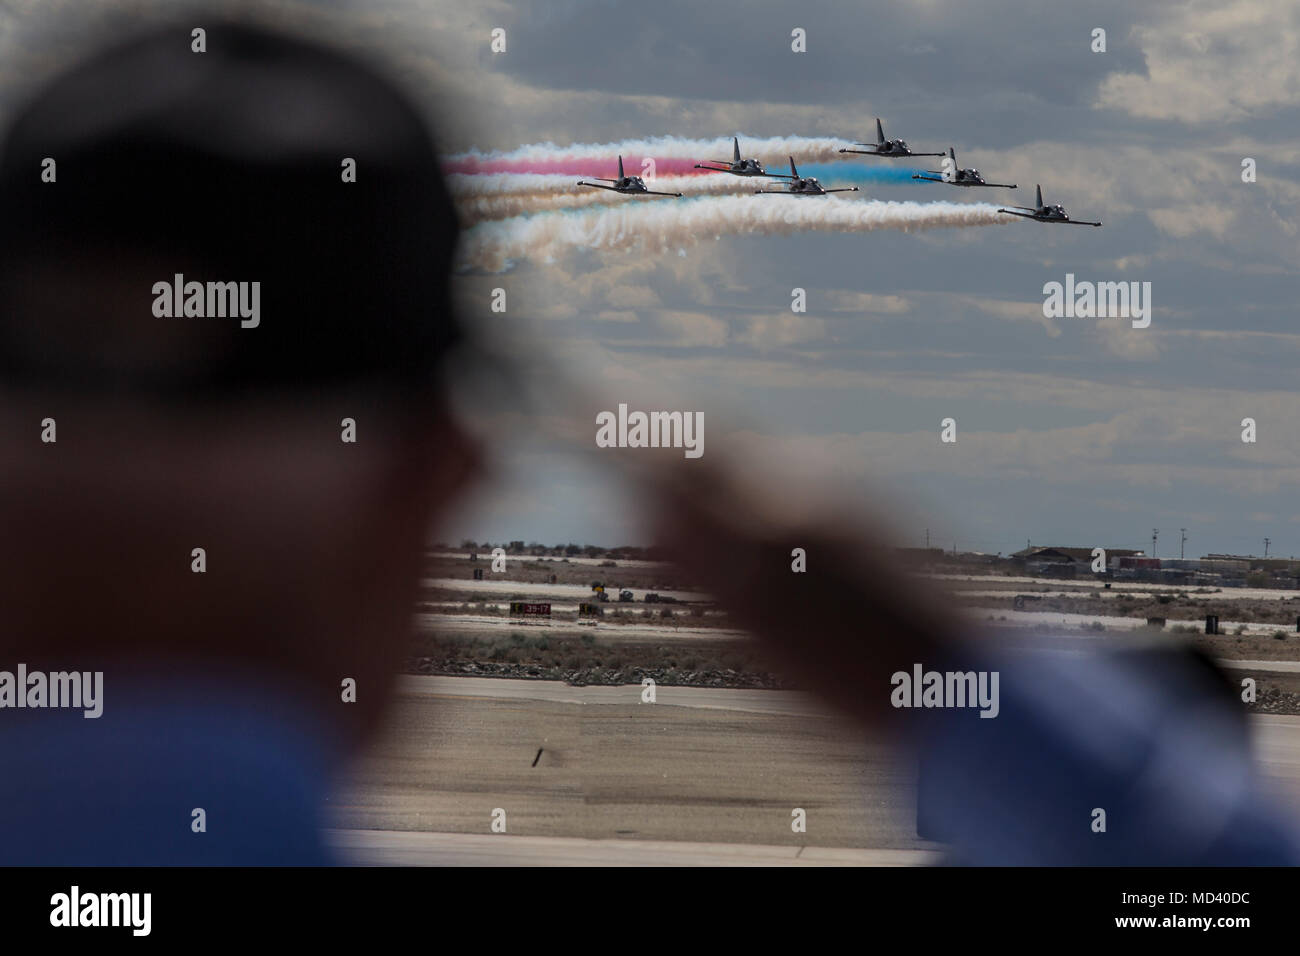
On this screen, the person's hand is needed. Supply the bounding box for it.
[645,457,962,729]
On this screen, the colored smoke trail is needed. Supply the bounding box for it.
[446,157,719,177]
[457,196,1012,272]
[796,164,924,186]
[454,174,758,223]
[450,166,928,223]
[443,134,850,175]
[449,172,746,199]
[447,165,921,196]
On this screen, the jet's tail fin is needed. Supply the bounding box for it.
[789,155,799,179]
[733,137,741,163]
[876,118,885,144]
[1035,184,1043,209]
[618,155,625,179]
[949,146,956,161]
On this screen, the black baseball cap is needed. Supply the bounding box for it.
[0,19,462,401]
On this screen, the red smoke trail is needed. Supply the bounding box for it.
[442,156,714,177]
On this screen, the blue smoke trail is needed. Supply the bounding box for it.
[798,163,922,185]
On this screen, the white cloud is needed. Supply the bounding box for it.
[1095,0,1300,123]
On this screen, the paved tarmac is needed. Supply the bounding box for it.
[330,675,1300,864]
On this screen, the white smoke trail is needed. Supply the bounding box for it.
[458,196,1012,272]
[454,174,754,223]
[449,172,757,197]
[447,173,576,196]
[446,134,851,166]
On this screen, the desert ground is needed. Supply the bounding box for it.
[412,552,1300,709]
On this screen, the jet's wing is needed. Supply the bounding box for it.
[640,189,683,197]
[1063,219,1102,226]
[823,187,860,193]
[693,162,731,170]
[976,182,1017,188]
[576,181,623,191]
[839,147,882,155]
[912,173,946,182]
[997,209,1038,219]
[907,151,945,157]
[1003,205,1038,211]
[753,187,793,194]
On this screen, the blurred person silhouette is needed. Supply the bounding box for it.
[1,15,1297,868]
[0,18,477,864]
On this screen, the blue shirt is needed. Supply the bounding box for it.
[914,645,1300,864]
[0,667,337,865]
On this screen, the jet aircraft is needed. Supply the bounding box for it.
[839,118,943,158]
[912,148,1016,189]
[694,137,792,177]
[577,156,682,196]
[754,157,860,196]
[998,185,1101,226]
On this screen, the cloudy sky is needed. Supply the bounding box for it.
[4,0,1299,556]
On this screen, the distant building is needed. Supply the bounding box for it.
[1199,555,1254,573]
[1012,546,1143,576]
[1202,555,1300,575]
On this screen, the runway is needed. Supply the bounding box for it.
[1220,659,1300,674]
[329,675,1300,865]
[326,829,941,866]
[1254,714,1300,804]
[393,674,828,716]
[330,675,924,858]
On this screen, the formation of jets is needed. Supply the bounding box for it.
[584,139,860,197]
[577,119,1102,224]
